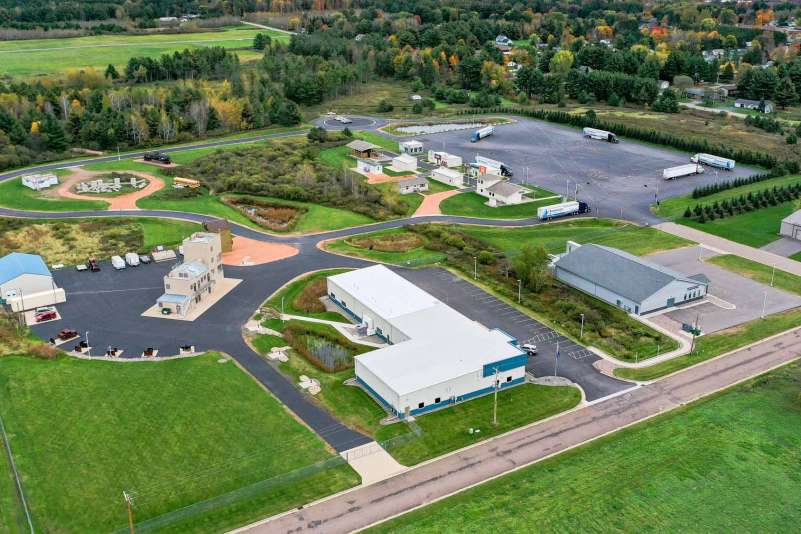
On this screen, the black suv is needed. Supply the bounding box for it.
[143,151,171,164]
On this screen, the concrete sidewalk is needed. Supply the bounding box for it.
[655,222,801,276]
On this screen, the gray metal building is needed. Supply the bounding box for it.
[780,210,801,240]
[553,244,709,315]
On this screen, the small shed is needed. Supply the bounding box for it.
[356,158,383,174]
[400,140,424,155]
[397,176,428,195]
[347,140,380,159]
[485,181,527,207]
[21,173,58,191]
[431,167,464,187]
[391,154,418,172]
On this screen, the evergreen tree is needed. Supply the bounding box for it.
[104,64,119,79]
[41,114,68,151]
[775,76,799,109]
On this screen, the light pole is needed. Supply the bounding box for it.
[517,279,522,303]
[579,313,584,339]
[492,367,500,426]
[553,339,560,376]
[85,330,90,357]
[473,256,477,279]
[771,264,776,287]
[761,291,767,318]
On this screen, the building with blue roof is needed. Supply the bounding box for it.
[0,252,65,312]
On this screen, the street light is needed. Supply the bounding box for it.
[85,330,90,357]
[761,291,767,318]
[517,279,522,303]
[579,313,585,339]
[473,256,477,279]
[771,264,776,287]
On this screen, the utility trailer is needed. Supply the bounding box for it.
[471,125,494,142]
[663,163,704,180]
[691,153,735,170]
[537,200,591,220]
[582,127,618,143]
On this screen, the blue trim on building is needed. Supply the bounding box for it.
[407,376,526,417]
[492,327,518,345]
[356,376,398,416]
[482,353,528,377]
[328,293,361,322]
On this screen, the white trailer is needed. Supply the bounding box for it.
[537,201,590,220]
[691,153,735,170]
[471,125,494,142]
[663,163,704,180]
[582,127,618,143]
[475,155,513,177]
[111,256,126,270]
[125,252,140,267]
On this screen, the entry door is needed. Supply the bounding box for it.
[667,298,675,307]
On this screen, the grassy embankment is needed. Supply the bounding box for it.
[255,270,581,464]
[618,257,801,381]
[325,227,446,266]
[0,217,200,265]
[0,26,288,77]
[654,174,801,248]
[370,362,801,533]
[439,192,561,219]
[0,353,358,533]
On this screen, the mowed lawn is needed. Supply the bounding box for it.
[458,218,694,256]
[678,203,796,248]
[370,362,801,533]
[0,26,287,77]
[0,354,358,533]
[0,175,107,212]
[439,192,562,219]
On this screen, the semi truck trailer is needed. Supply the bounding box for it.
[582,127,618,143]
[537,200,591,220]
[691,153,735,170]
[663,163,704,180]
[471,125,495,142]
[474,155,513,177]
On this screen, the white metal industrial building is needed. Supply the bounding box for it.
[430,167,464,187]
[780,210,801,240]
[327,266,527,419]
[553,243,709,315]
[0,253,65,312]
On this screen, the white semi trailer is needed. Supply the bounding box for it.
[537,200,591,220]
[663,163,704,180]
[471,125,495,142]
[691,153,736,170]
[582,127,619,143]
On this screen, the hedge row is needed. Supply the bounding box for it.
[458,107,783,170]
[691,171,778,199]
[684,183,801,223]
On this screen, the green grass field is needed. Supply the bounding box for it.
[678,203,795,248]
[424,180,458,194]
[138,218,201,249]
[439,192,561,219]
[325,228,446,266]
[371,362,801,533]
[616,307,801,381]
[706,254,801,296]
[374,384,581,466]
[0,354,358,533]
[0,175,108,212]
[0,26,288,77]
[457,219,694,257]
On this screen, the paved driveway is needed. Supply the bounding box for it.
[645,246,801,333]
[408,118,758,224]
[391,267,633,401]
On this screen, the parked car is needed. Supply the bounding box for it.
[125,252,140,267]
[87,258,100,272]
[76,263,88,271]
[111,255,126,270]
[35,310,57,323]
[143,151,171,164]
[57,329,78,340]
[521,343,538,355]
[139,254,152,264]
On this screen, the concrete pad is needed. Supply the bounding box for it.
[761,237,801,258]
[341,441,407,485]
[24,308,61,326]
[141,277,242,322]
[413,190,461,216]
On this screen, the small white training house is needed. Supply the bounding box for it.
[399,140,424,155]
[391,154,418,172]
[0,253,66,312]
[427,150,462,168]
[431,167,464,187]
[21,173,59,191]
[327,266,527,419]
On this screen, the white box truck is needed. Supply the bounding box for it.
[583,127,618,143]
[471,125,494,142]
[691,153,735,170]
[537,201,590,220]
[125,252,140,267]
[663,163,704,180]
[111,255,126,270]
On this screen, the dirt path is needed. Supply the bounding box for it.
[222,236,298,266]
[54,168,165,210]
[413,190,461,216]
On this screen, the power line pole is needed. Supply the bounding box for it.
[123,491,135,534]
[492,367,500,426]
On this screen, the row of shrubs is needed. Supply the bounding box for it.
[683,183,801,223]
[691,171,778,198]
[458,107,786,171]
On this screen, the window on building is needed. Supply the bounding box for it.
[434,397,441,404]
[418,402,424,409]
[165,283,170,290]
[506,376,512,382]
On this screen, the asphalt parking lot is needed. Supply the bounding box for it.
[408,118,759,223]
[317,115,385,131]
[646,246,801,333]
[392,266,633,402]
